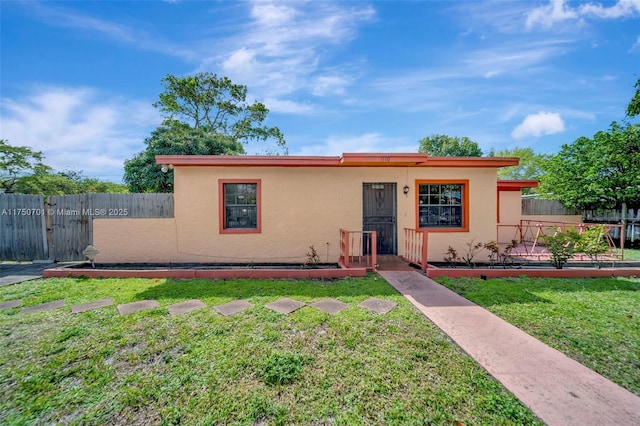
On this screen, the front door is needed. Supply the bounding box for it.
[363,183,397,255]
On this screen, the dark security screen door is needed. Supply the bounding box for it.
[363,183,397,255]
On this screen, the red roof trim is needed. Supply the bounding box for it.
[155,155,340,167]
[156,154,519,168]
[340,153,429,165]
[497,180,539,191]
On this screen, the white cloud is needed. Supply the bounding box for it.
[217,1,375,101]
[311,74,351,96]
[511,112,566,139]
[222,47,258,79]
[525,0,578,29]
[261,97,315,115]
[294,133,415,156]
[463,38,572,77]
[27,1,375,114]
[31,2,194,61]
[250,3,297,27]
[579,0,640,19]
[0,86,160,180]
[526,0,640,29]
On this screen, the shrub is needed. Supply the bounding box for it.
[541,227,581,269]
[484,241,500,267]
[484,240,519,269]
[461,239,484,268]
[304,245,320,268]
[444,246,460,267]
[575,225,610,268]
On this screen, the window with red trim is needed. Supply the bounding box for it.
[417,180,469,231]
[219,180,261,233]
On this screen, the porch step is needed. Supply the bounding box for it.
[376,255,417,271]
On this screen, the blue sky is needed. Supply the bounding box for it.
[1,0,639,183]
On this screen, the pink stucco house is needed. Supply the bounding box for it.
[92,153,538,269]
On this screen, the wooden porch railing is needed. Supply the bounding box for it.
[339,229,377,271]
[402,228,428,272]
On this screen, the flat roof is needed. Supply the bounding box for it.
[156,153,519,168]
[497,180,539,190]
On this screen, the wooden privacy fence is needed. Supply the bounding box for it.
[521,198,580,215]
[0,193,174,261]
[521,198,640,245]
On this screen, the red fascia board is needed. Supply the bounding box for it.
[426,157,520,168]
[339,153,429,165]
[156,155,340,167]
[497,180,539,191]
[156,154,520,168]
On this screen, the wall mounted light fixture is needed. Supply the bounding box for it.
[403,185,410,195]
[160,164,174,173]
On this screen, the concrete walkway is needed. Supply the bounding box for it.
[0,262,56,287]
[379,271,640,426]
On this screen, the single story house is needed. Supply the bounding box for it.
[93,153,536,265]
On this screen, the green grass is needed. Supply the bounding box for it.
[0,276,541,425]
[621,248,640,261]
[437,276,640,396]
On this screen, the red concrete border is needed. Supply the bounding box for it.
[425,267,639,279]
[43,266,367,280]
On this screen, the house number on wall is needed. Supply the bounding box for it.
[380,156,391,162]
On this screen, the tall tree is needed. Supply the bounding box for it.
[493,147,549,189]
[154,72,286,148]
[0,139,46,193]
[418,134,483,157]
[124,123,244,192]
[1,139,128,195]
[15,168,85,196]
[14,168,129,196]
[124,73,286,192]
[538,122,640,209]
[626,77,640,118]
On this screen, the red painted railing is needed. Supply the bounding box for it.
[402,228,428,272]
[496,220,625,260]
[339,229,377,271]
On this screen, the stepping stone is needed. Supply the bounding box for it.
[310,298,349,315]
[168,299,206,316]
[71,298,114,314]
[214,300,253,316]
[358,297,397,314]
[265,298,305,315]
[20,299,65,315]
[117,300,160,315]
[0,299,22,310]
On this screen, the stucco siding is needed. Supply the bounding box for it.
[93,218,185,263]
[93,165,502,263]
[498,191,522,226]
[171,166,498,263]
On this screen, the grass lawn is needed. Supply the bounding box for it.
[621,248,640,261]
[437,276,640,396]
[0,276,541,425]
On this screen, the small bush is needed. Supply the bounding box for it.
[461,239,484,268]
[575,225,610,268]
[444,246,460,267]
[484,241,500,267]
[304,245,320,268]
[541,227,581,269]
